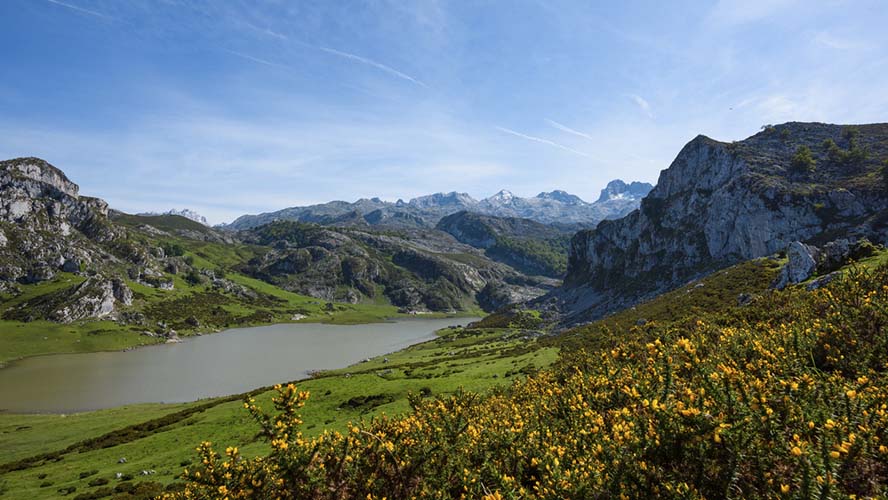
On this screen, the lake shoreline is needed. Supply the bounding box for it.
[0,316,480,414]
[0,310,481,367]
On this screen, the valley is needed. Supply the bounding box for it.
[1,121,888,499]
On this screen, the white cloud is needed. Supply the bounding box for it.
[813,32,871,51]
[495,126,591,158]
[319,47,428,88]
[626,94,653,118]
[224,50,290,70]
[45,0,114,20]
[544,119,596,142]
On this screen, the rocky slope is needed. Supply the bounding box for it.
[0,158,121,283]
[239,221,557,312]
[436,211,573,278]
[547,122,888,323]
[223,181,652,231]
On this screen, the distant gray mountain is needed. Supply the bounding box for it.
[222,181,654,231]
[596,180,654,203]
[139,208,209,226]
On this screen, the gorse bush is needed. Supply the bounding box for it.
[167,265,888,499]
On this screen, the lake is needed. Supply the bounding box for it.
[0,317,478,413]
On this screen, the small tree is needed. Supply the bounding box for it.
[791,145,816,173]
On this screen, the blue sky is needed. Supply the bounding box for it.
[1,0,887,224]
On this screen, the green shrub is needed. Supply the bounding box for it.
[790,145,816,173]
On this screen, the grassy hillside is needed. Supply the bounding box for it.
[156,251,888,499]
[0,248,838,499]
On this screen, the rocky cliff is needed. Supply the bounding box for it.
[0,157,123,284]
[552,122,888,322]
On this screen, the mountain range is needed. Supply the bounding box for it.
[2,121,886,332]
[222,180,653,231]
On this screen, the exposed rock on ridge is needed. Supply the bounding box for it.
[552,122,888,323]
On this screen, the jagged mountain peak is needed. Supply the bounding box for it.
[596,179,654,203]
[536,190,586,205]
[487,189,515,203]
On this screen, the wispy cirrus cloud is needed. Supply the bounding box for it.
[244,23,288,41]
[45,0,113,20]
[319,47,428,88]
[224,50,290,70]
[235,24,428,89]
[626,94,653,118]
[812,32,872,51]
[545,119,596,142]
[495,126,590,158]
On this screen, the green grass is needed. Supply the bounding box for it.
[0,326,556,499]
[555,257,785,350]
[0,321,157,366]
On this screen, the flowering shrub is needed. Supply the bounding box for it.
[167,265,888,499]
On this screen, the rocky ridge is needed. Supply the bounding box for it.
[548,122,888,323]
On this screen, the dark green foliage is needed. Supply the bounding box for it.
[824,133,869,166]
[488,236,568,277]
[341,393,395,412]
[882,159,888,191]
[183,270,205,286]
[72,487,112,500]
[160,242,185,257]
[790,145,816,173]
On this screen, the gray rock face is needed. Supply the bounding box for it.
[0,157,125,284]
[4,276,133,323]
[773,238,877,290]
[774,242,820,289]
[52,277,133,322]
[554,122,888,323]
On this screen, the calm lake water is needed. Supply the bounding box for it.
[0,317,477,413]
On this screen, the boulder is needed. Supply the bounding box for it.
[774,242,820,290]
[806,272,840,291]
